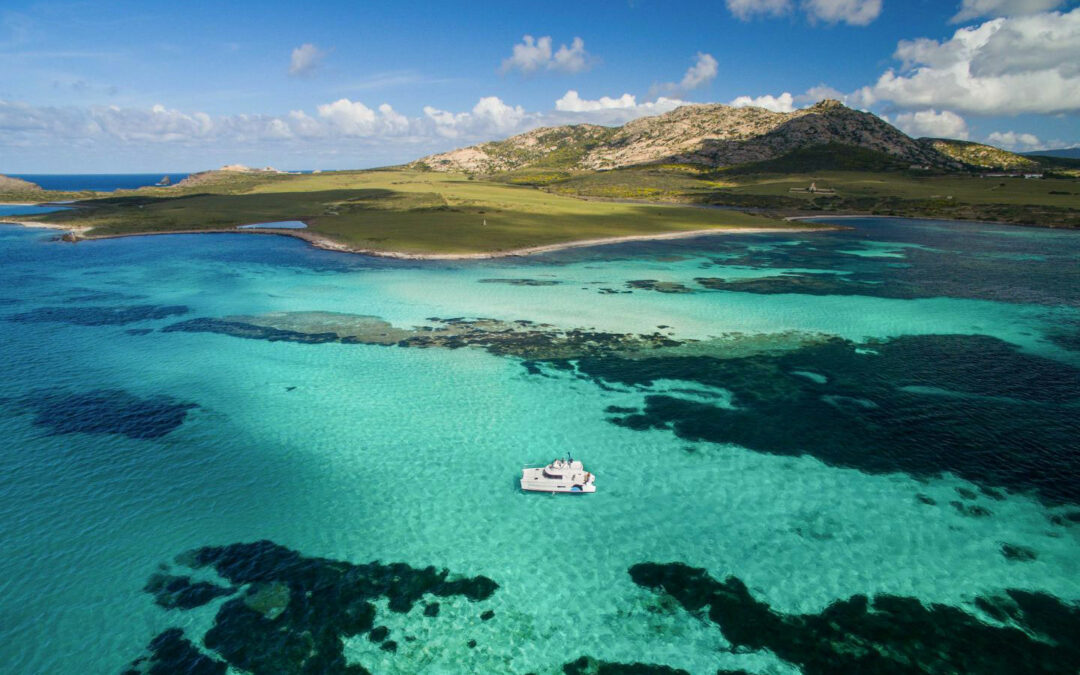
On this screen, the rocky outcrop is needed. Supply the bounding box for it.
[416,100,959,174]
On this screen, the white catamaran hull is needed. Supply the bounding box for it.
[520,463,596,493]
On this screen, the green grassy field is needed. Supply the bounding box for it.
[545,159,1080,228]
[12,169,797,254]
[718,171,1080,206]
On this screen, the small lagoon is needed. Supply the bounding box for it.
[0,204,71,218]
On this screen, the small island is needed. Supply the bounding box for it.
[3,102,1079,257]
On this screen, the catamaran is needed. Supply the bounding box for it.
[521,454,596,493]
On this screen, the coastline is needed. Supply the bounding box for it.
[0,219,838,260]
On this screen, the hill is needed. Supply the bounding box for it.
[922,139,1039,171]
[1027,148,1080,160]
[0,174,43,194]
[416,100,958,174]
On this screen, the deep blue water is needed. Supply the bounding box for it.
[9,174,190,191]
[0,217,1078,674]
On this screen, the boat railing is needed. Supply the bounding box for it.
[522,463,549,469]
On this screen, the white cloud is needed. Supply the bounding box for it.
[500,35,591,74]
[286,109,322,137]
[555,90,638,112]
[652,52,718,98]
[681,52,719,90]
[951,0,1065,22]
[854,8,1080,114]
[730,92,796,112]
[987,129,1044,149]
[725,0,881,24]
[798,84,848,104]
[317,99,377,136]
[892,109,970,139]
[549,91,687,125]
[378,103,410,135]
[803,0,882,25]
[289,43,325,76]
[501,35,551,74]
[552,37,589,73]
[422,96,531,138]
[725,0,793,20]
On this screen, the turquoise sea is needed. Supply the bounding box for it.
[0,214,1078,674]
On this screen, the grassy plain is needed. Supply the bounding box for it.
[544,157,1080,228]
[9,169,798,255]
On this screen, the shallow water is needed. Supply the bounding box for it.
[0,217,1077,674]
[0,204,70,217]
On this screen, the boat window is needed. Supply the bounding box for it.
[542,470,563,479]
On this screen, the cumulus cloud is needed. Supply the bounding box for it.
[555,90,638,112]
[651,52,717,98]
[500,35,591,75]
[987,129,1044,149]
[289,43,325,76]
[422,96,531,138]
[725,0,793,19]
[730,92,796,112]
[549,91,687,125]
[854,8,1080,114]
[892,109,970,139]
[314,98,421,137]
[951,0,1066,22]
[681,52,719,90]
[552,37,589,73]
[725,0,881,24]
[803,0,882,25]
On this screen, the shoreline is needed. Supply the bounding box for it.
[785,213,1080,230]
[0,219,838,260]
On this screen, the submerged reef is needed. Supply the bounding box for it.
[7,304,188,326]
[126,540,497,674]
[695,273,919,298]
[625,280,693,293]
[562,656,690,675]
[122,628,226,675]
[578,333,1080,504]
[144,574,234,610]
[60,287,147,303]
[478,278,562,286]
[629,562,1080,675]
[6,388,196,439]
[687,227,1080,308]
[163,311,683,360]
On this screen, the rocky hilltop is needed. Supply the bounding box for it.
[0,174,42,193]
[416,100,957,174]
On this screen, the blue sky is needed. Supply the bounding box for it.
[2,0,1078,172]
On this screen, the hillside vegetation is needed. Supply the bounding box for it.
[418,100,957,173]
[923,139,1040,171]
